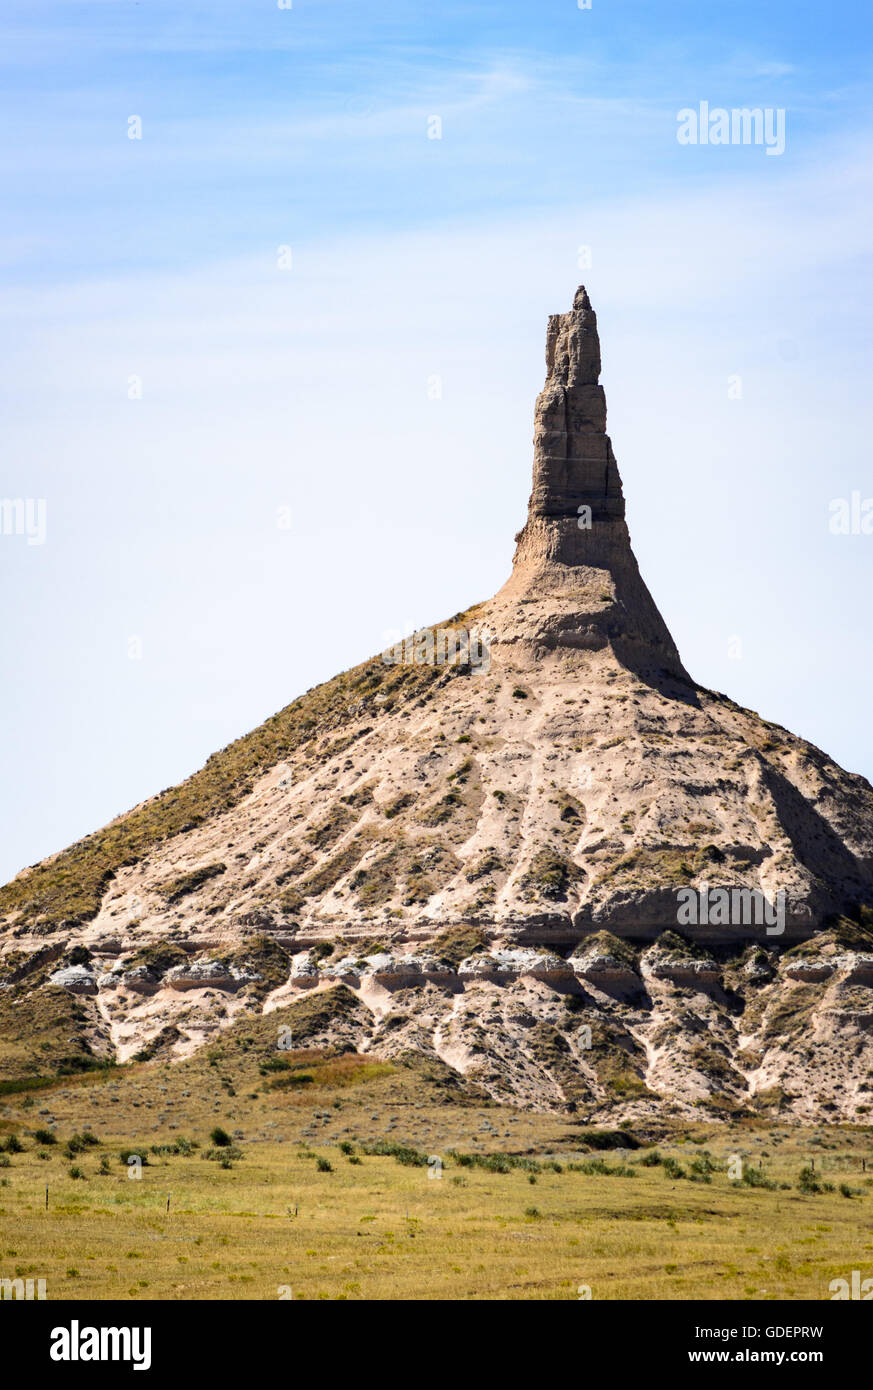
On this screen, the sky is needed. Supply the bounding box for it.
[1,0,872,885]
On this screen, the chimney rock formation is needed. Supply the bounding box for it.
[3,287,873,1120]
[499,285,686,679]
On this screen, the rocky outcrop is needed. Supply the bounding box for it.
[841,953,873,983]
[290,955,320,989]
[496,285,688,679]
[163,960,260,992]
[643,948,722,988]
[48,964,97,994]
[568,932,640,988]
[458,948,574,984]
[782,959,835,983]
[117,965,162,994]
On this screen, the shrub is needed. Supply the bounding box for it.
[316,1157,333,1173]
[64,1132,95,1156]
[662,1157,686,1180]
[798,1165,823,1195]
[567,1159,636,1178]
[578,1129,641,1152]
[690,1153,718,1177]
[266,1073,314,1091]
[362,1140,428,1168]
[737,1166,776,1191]
[259,1056,291,1074]
[209,1127,232,1148]
[33,1128,56,1146]
[448,1150,540,1175]
[69,1166,85,1180]
[3,1135,24,1154]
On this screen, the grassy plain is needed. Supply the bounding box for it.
[2,1041,873,1301]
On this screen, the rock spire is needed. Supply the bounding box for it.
[499,285,686,679]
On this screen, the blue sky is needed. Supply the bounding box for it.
[1,0,872,883]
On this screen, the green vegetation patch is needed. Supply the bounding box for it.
[360,1140,428,1167]
[224,936,290,998]
[159,863,226,904]
[419,790,463,826]
[131,1025,184,1064]
[595,846,705,889]
[464,849,504,883]
[294,828,384,904]
[0,983,105,1082]
[585,1018,649,1095]
[350,839,460,910]
[394,1051,487,1104]
[429,924,488,970]
[651,931,714,962]
[576,1128,641,1151]
[305,805,356,852]
[784,911,873,959]
[574,930,639,972]
[274,984,368,1044]
[521,849,582,902]
[126,943,190,975]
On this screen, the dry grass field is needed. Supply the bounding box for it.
[2,1037,873,1301]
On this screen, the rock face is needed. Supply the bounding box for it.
[48,965,97,994]
[499,285,687,679]
[458,948,574,984]
[3,286,873,1119]
[163,960,259,992]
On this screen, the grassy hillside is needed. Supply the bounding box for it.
[0,651,450,934]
